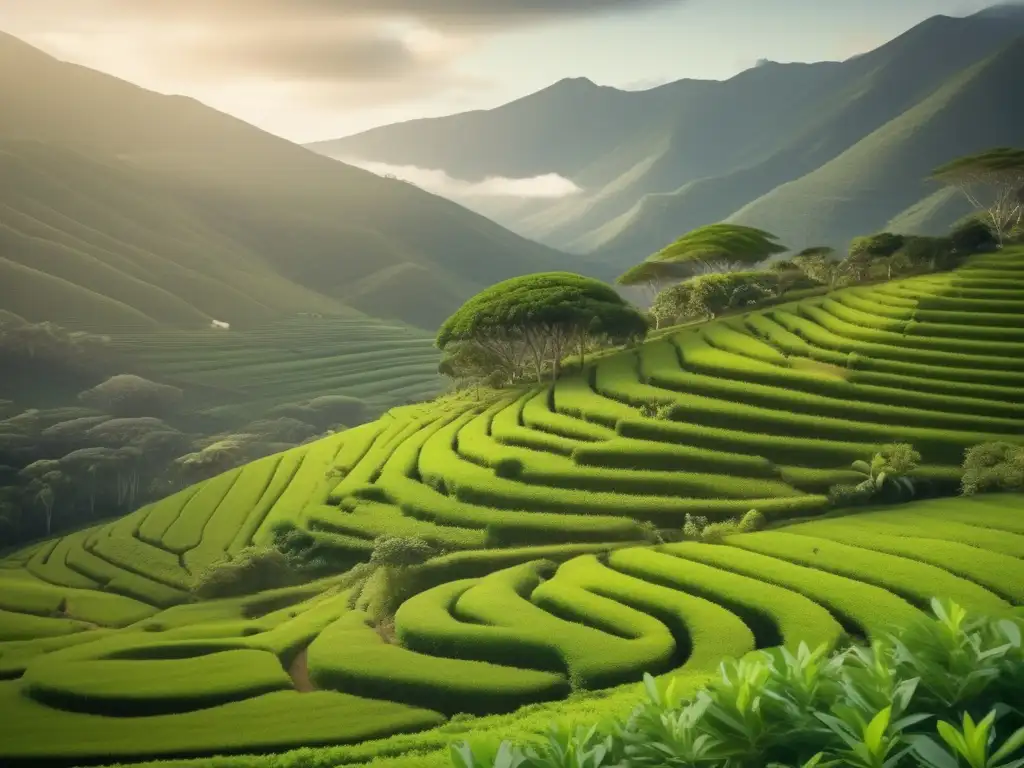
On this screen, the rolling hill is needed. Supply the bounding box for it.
[0,31,579,333]
[311,7,1024,267]
[1,248,1022,766]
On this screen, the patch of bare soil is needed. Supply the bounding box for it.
[288,648,316,693]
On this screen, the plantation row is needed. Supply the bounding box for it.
[1,253,1023,764]
[0,494,1021,764]
[110,316,444,415]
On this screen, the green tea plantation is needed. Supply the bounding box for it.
[1,249,1023,767]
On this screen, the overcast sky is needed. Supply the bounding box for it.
[0,0,1002,143]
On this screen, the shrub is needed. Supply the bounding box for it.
[738,508,765,532]
[700,520,739,543]
[828,483,874,508]
[682,514,710,539]
[78,375,183,418]
[845,443,923,503]
[962,441,1024,495]
[191,547,299,599]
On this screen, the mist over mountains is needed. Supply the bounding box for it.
[310,6,1024,267]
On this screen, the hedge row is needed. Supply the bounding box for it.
[552,555,755,673]
[161,468,243,555]
[668,335,1024,426]
[617,414,882,471]
[454,562,676,690]
[608,547,844,651]
[253,432,348,545]
[833,290,914,319]
[89,535,192,591]
[813,507,1024,558]
[0,608,91,642]
[21,649,292,717]
[228,448,306,556]
[728,531,1008,613]
[308,610,566,716]
[27,530,100,590]
[571,437,778,477]
[780,519,1024,604]
[553,374,637,428]
[411,543,634,589]
[771,310,1024,386]
[183,455,282,573]
[514,462,800,500]
[529,578,678,687]
[799,303,1024,364]
[660,542,921,639]
[63,539,189,608]
[0,579,154,627]
[306,501,485,551]
[395,576,564,672]
[378,475,645,544]
[0,680,444,762]
[700,320,789,365]
[136,485,204,549]
[521,386,616,442]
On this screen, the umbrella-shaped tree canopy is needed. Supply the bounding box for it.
[617,224,788,286]
[932,147,1024,244]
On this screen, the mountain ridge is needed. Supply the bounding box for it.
[0,32,582,331]
[309,10,1024,266]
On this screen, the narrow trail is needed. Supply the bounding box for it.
[288,648,316,693]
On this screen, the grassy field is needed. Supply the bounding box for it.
[106,316,444,419]
[0,249,1022,767]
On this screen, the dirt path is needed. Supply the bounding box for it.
[288,648,316,693]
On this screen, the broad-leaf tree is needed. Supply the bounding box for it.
[437,272,648,382]
[932,147,1024,245]
[617,224,788,287]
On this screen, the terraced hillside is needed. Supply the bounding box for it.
[108,316,443,419]
[1,249,1023,766]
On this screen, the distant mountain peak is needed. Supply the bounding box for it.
[554,76,598,87]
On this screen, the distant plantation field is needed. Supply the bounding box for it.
[108,316,444,418]
[1,249,1023,767]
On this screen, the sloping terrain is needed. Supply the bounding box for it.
[0,250,1022,765]
[0,32,576,331]
[109,317,444,420]
[311,9,1024,264]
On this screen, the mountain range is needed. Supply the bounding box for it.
[0,32,577,332]
[310,5,1024,268]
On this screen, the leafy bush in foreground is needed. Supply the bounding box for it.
[452,599,1023,767]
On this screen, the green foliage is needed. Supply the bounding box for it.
[371,536,437,569]
[437,272,648,382]
[191,546,300,599]
[932,147,1024,244]
[962,442,1024,495]
[78,375,183,418]
[633,224,788,275]
[837,443,922,505]
[455,600,1024,768]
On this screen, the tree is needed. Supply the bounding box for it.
[792,247,844,288]
[617,224,788,286]
[848,233,905,261]
[949,216,998,254]
[78,375,183,418]
[932,147,1024,245]
[438,341,514,397]
[436,273,649,382]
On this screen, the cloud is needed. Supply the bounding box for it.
[0,1,685,86]
[336,157,582,199]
